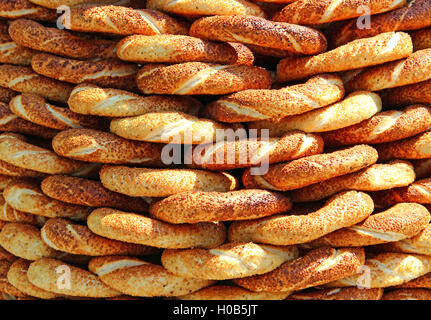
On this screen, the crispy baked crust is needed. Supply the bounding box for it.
[376,131,431,160]
[178,285,291,300]
[28,0,136,9]
[0,202,46,226]
[0,259,27,298]
[0,40,36,66]
[383,288,431,300]
[380,79,431,106]
[0,0,57,21]
[410,27,431,51]
[288,287,383,300]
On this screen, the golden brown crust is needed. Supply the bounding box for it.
[383,288,431,300]
[27,258,121,298]
[89,255,214,297]
[412,158,431,179]
[0,202,46,227]
[178,285,291,300]
[41,175,149,213]
[277,32,412,82]
[0,64,73,104]
[248,91,382,135]
[0,259,27,298]
[228,191,374,245]
[190,15,327,54]
[376,131,431,160]
[291,161,416,202]
[0,176,15,192]
[410,27,431,51]
[136,62,272,95]
[68,83,202,117]
[150,189,292,223]
[0,159,46,179]
[394,271,431,288]
[206,74,344,123]
[0,41,36,66]
[28,0,137,9]
[0,87,18,103]
[234,247,365,292]
[288,287,384,300]
[380,79,431,106]
[87,208,227,249]
[242,144,378,191]
[0,245,17,262]
[31,53,139,91]
[64,5,188,35]
[0,0,57,21]
[99,165,238,197]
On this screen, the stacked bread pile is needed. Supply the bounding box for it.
[0,0,430,301]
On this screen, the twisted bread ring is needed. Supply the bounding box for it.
[27,258,121,298]
[10,94,106,130]
[7,259,59,299]
[100,165,238,197]
[150,189,292,224]
[321,105,431,147]
[52,129,164,166]
[0,202,46,227]
[117,35,254,65]
[178,285,291,300]
[0,65,73,104]
[161,242,298,280]
[376,131,431,160]
[394,271,431,288]
[326,253,431,288]
[248,91,382,135]
[146,0,266,17]
[288,287,384,300]
[380,79,431,107]
[411,27,431,51]
[0,0,57,21]
[41,218,157,257]
[68,83,202,118]
[305,203,431,247]
[241,145,378,191]
[234,247,365,292]
[273,0,406,25]
[189,15,327,54]
[291,161,416,203]
[383,288,431,300]
[0,223,58,260]
[88,208,227,249]
[0,102,59,139]
[28,0,137,9]
[63,5,188,35]
[0,260,27,298]
[136,62,272,95]
[0,41,36,66]
[89,256,214,297]
[277,32,412,82]
[184,131,324,171]
[328,0,431,47]
[31,53,139,91]
[0,87,18,103]
[0,159,46,179]
[344,49,431,92]
[228,191,374,245]
[0,133,88,174]
[9,19,117,59]
[206,74,344,123]
[4,180,92,221]
[41,175,149,213]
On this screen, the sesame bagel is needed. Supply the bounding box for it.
[3,180,92,221]
[189,15,327,54]
[52,129,164,166]
[0,202,46,227]
[291,161,416,202]
[0,260,27,298]
[380,79,431,106]
[326,253,431,288]
[89,256,214,297]
[0,133,88,174]
[7,259,59,299]
[344,49,431,92]
[0,64,73,104]
[306,203,431,247]
[9,94,106,130]
[233,246,365,292]
[321,105,431,147]
[383,288,431,300]
[273,0,406,25]
[277,32,412,82]
[185,131,324,171]
[241,145,378,191]
[248,91,382,135]
[110,111,234,144]
[394,271,431,288]
[99,166,238,197]
[288,287,384,300]
[27,258,121,298]
[178,285,291,300]
[411,27,431,51]
[41,218,157,257]
[376,131,431,160]
[228,191,374,245]
[161,242,298,280]
[63,5,188,36]
[205,74,344,123]
[146,0,266,17]
[0,41,36,66]
[87,208,227,249]
[0,223,58,260]
[136,62,272,95]
[31,53,138,91]
[41,175,149,213]
[117,35,254,65]
[0,159,46,179]
[0,0,57,21]
[68,83,202,118]
[150,189,292,224]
